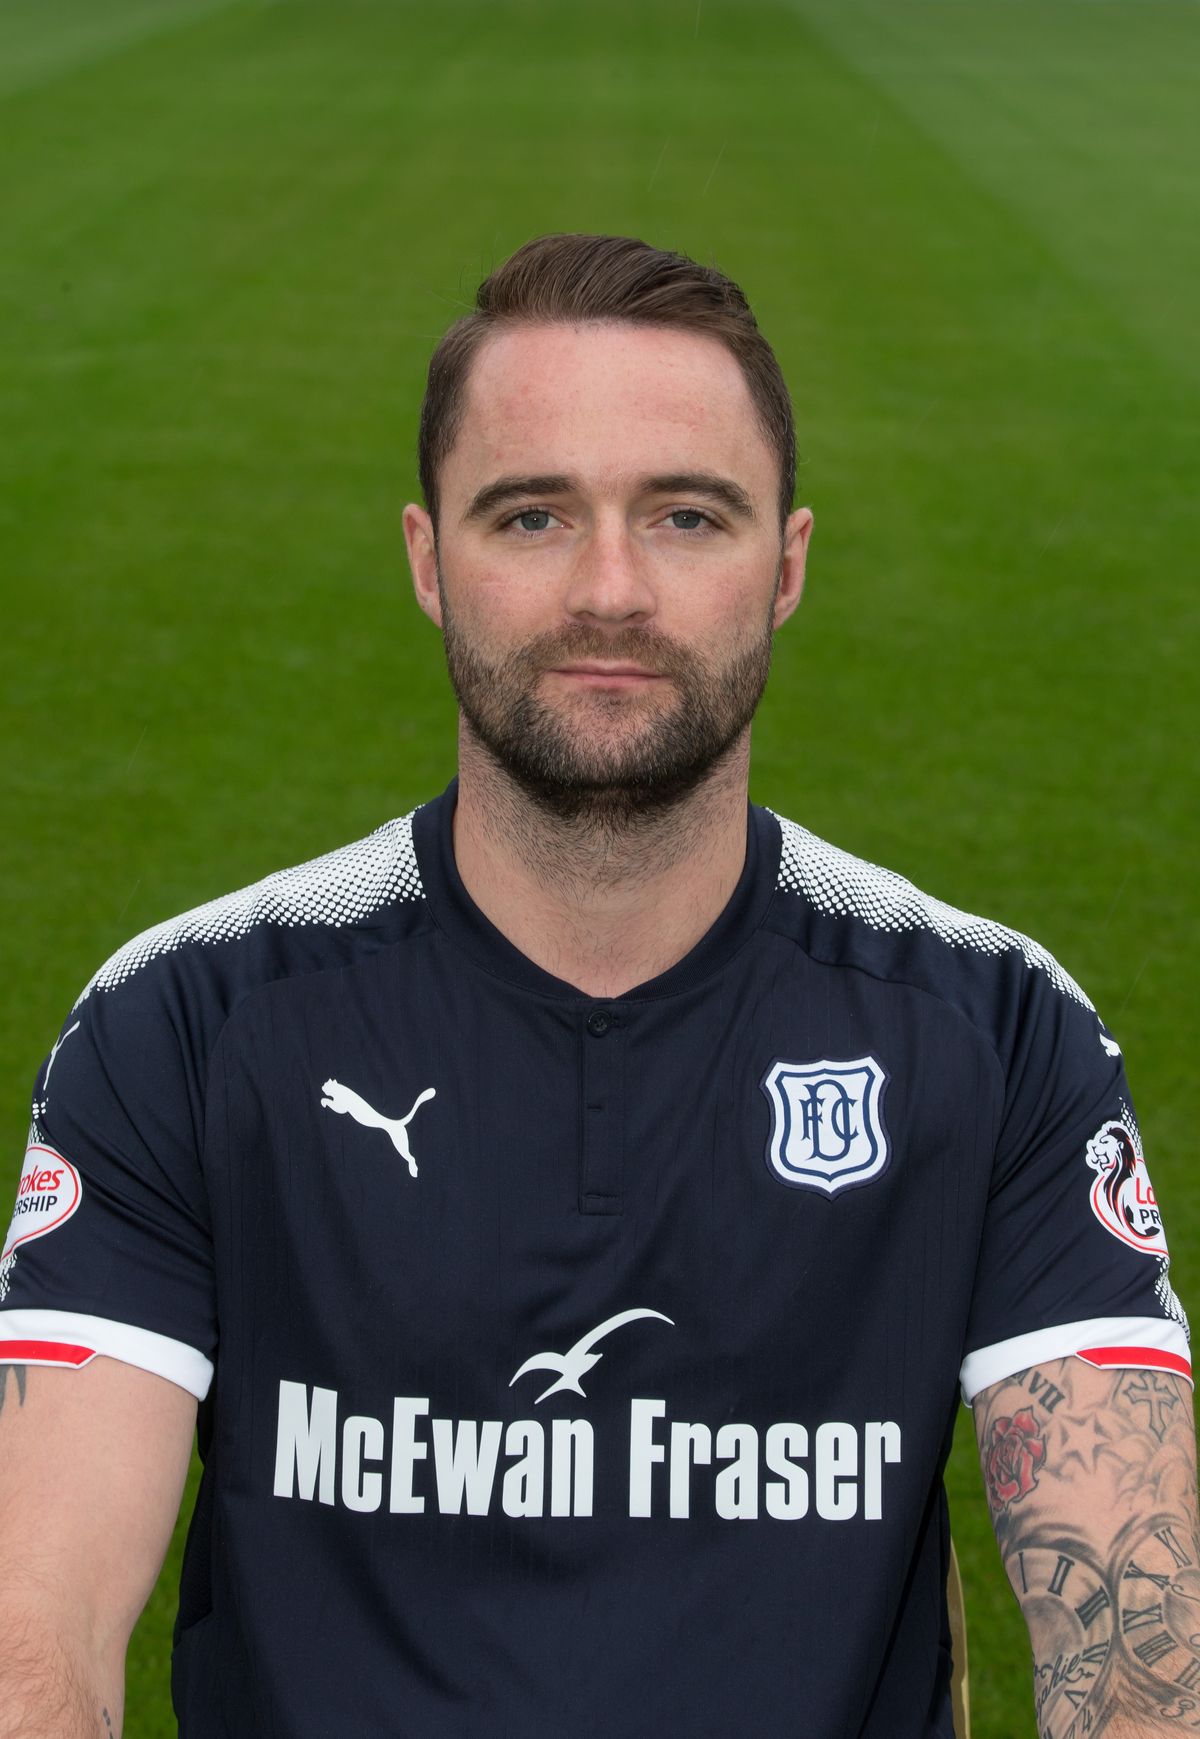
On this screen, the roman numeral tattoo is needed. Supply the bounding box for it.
[1122,1602,1164,1632]
[1132,1630,1178,1668]
[1155,1524,1193,1568]
[1049,1554,1075,1596]
[1075,1588,1111,1628]
[1028,1369,1067,1413]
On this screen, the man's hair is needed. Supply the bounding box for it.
[417,233,796,538]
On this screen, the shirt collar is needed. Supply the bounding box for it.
[411,776,781,1002]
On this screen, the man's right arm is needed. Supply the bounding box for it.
[0,1357,197,1739]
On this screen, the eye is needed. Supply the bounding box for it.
[496,505,721,538]
[498,507,562,537]
[667,508,718,535]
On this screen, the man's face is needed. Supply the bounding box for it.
[404,321,812,823]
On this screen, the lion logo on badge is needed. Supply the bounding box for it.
[1084,1120,1168,1257]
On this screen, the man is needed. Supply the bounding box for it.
[0,232,1194,1737]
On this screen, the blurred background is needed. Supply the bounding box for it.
[2,0,1197,1731]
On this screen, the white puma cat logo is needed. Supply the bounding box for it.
[320,1080,436,1177]
[43,1021,81,1091]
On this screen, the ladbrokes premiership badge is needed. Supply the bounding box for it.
[1084,1120,1168,1257]
[761,1056,891,1196]
[3,1142,83,1265]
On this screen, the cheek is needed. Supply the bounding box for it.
[444,565,540,637]
[660,577,774,654]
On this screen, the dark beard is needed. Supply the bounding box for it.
[440,607,774,826]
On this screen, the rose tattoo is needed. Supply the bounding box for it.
[986,1408,1046,1511]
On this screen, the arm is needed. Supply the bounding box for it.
[973,1354,1200,1738]
[0,1357,196,1738]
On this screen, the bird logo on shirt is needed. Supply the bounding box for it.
[509,1309,674,1404]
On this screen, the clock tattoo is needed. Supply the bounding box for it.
[1007,1533,1114,1739]
[1112,1512,1200,1722]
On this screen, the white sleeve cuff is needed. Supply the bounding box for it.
[0,1309,213,1400]
[961,1315,1191,1405]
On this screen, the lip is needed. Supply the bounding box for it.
[550,663,666,683]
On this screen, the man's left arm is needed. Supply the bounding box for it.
[973,1354,1200,1737]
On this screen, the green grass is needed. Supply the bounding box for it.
[2,1,1197,1732]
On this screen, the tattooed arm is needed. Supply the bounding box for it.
[0,1358,195,1738]
[973,1355,1200,1737]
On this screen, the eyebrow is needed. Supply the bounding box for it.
[460,471,758,526]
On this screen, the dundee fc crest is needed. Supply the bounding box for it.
[760,1057,891,1196]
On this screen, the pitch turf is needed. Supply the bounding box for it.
[2,1,1197,1731]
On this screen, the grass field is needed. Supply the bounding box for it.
[2,1,1197,1732]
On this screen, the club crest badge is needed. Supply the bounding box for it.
[1085,1120,1168,1257]
[760,1056,891,1195]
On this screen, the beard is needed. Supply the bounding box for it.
[439,593,776,827]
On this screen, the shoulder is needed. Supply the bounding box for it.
[73,807,429,1019]
[761,805,1106,1053]
[16,813,435,1238]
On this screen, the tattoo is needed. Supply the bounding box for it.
[975,1358,1200,1735]
[0,1363,27,1414]
[1034,1636,1110,1730]
[1028,1368,1068,1413]
[101,1709,113,1734]
[1007,1533,1115,1735]
[1119,1371,1182,1444]
[983,1406,1047,1513]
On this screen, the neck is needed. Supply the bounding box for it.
[451,724,752,997]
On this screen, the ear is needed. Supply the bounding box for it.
[403,502,443,628]
[773,506,813,630]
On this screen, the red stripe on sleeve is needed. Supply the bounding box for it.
[0,1341,95,1368]
[1077,1346,1192,1381]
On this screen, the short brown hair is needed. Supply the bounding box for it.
[417,233,796,538]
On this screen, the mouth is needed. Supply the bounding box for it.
[549,663,668,688]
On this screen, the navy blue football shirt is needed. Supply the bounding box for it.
[1,781,1189,1736]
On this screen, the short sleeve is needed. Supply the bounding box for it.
[959,968,1190,1403]
[0,967,217,1400]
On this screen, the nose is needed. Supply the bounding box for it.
[562,511,657,625]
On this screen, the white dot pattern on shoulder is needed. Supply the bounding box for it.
[75,811,424,1005]
[771,811,1093,1010]
[1122,1096,1191,1344]
[1118,1099,1142,1153]
[1156,1262,1190,1341]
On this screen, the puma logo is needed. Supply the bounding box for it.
[43,1021,81,1091]
[319,1080,436,1177]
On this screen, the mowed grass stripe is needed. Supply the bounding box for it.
[791,0,1200,388]
[2,5,1194,1733]
[0,0,235,100]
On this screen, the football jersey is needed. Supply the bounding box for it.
[0,781,1189,1738]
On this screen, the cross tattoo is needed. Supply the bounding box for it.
[1120,1371,1181,1442]
[0,1364,27,1415]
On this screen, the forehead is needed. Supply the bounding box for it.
[450,321,771,493]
